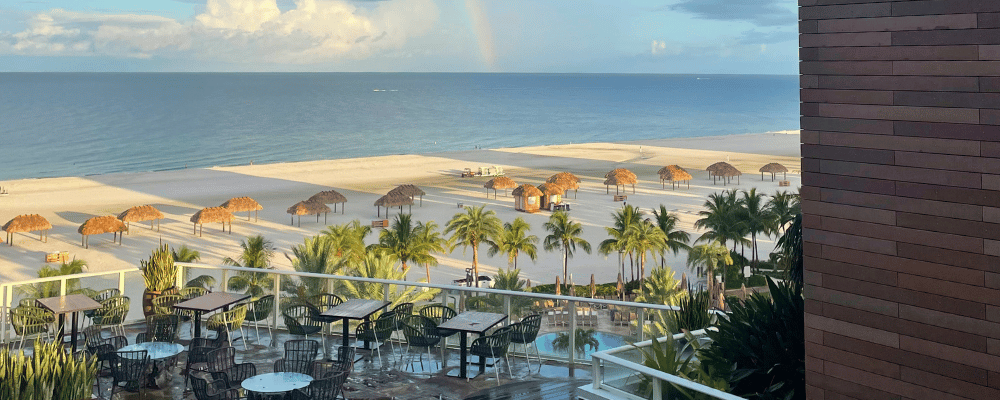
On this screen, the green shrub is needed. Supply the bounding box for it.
[700,278,804,399]
[0,341,98,400]
[671,291,712,333]
[633,333,728,400]
[746,274,767,287]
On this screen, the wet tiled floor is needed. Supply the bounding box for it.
[92,322,591,400]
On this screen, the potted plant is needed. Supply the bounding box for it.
[141,244,178,316]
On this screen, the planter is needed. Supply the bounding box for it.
[142,287,177,317]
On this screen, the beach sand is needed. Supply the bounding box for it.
[0,132,801,287]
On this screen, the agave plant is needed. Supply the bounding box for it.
[141,244,177,292]
[0,341,98,400]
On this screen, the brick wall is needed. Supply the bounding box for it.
[800,1,1000,399]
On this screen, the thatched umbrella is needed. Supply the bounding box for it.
[308,190,348,214]
[221,197,263,222]
[287,201,332,227]
[616,273,624,300]
[547,172,581,198]
[604,173,637,195]
[716,164,743,185]
[605,168,636,180]
[78,216,127,248]
[658,165,693,190]
[3,214,52,246]
[707,162,734,184]
[760,162,788,181]
[191,207,234,237]
[118,205,164,233]
[389,184,426,206]
[374,193,414,217]
[590,274,597,298]
[484,176,517,199]
[555,276,561,297]
[680,273,689,293]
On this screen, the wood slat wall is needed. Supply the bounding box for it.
[800,1,1000,399]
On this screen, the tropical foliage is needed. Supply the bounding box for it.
[0,340,98,400]
[224,235,275,297]
[141,244,177,292]
[282,235,347,302]
[634,333,728,400]
[634,266,687,337]
[377,213,439,278]
[322,220,372,262]
[551,328,600,355]
[685,241,732,304]
[487,217,538,270]
[337,249,438,311]
[651,205,692,267]
[544,211,591,292]
[668,291,713,334]
[414,220,448,282]
[17,259,88,299]
[445,205,502,287]
[466,268,534,317]
[700,278,804,399]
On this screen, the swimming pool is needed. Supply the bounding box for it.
[532,331,630,361]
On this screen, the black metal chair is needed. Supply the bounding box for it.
[206,346,257,389]
[191,373,241,400]
[336,346,356,373]
[509,314,543,372]
[92,296,130,337]
[283,304,326,357]
[469,326,513,383]
[291,370,349,400]
[84,324,127,377]
[400,315,441,372]
[245,295,275,344]
[390,303,413,345]
[136,313,180,343]
[184,327,229,391]
[355,312,396,367]
[419,304,459,358]
[109,349,151,399]
[84,288,120,327]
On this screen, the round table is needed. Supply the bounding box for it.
[242,372,313,394]
[118,342,185,389]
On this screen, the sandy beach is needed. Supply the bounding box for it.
[0,132,801,286]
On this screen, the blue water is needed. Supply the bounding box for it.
[0,73,798,181]
[534,331,628,361]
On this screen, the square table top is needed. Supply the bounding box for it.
[173,291,250,313]
[320,298,390,320]
[438,311,507,334]
[36,294,101,314]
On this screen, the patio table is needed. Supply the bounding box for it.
[118,342,184,388]
[320,298,391,353]
[36,294,101,353]
[173,292,250,338]
[242,372,313,396]
[438,311,507,379]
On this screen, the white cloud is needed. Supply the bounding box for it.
[0,0,439,64]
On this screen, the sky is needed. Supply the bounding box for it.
[0,0,799,74]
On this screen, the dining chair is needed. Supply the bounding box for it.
[109,349,151,399]
[355,312,396,368]
[184,327,229,391]
[180,286,208,300]
[137,313,180,343]
[206,346,257,389]
[10,305,55,351]
[244,295,275,344]
[275,339,321,374]
[190,373,241,400]
[84,288,120,328]
[418,304,458,358]
[283,304,326,357]
[469,326,513,384]
[508,314,543,372]
[93,296,130,337]
[206,304,248,350]
[399,315,441,372]
[84,324,127,376]
[291,370,349,400]
[390,303,413,344]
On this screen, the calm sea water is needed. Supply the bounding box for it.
[0,73,798,181]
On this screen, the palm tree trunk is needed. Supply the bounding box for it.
[472,239,480,287]
[562,247,569,293]
[629,252,635,282]
[639,252,646,284]
[425,263,431,283]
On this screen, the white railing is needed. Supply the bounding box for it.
[584,329,744,400]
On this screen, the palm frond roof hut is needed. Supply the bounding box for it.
[547,172,580,198]
[287,200,332,227]
[308,189,348,214]
[388,184,426,206]
[3,214,52,245]
[484,176,517,198]
[658,165,693,190]
[537,182,565,196]
[78,216,127,248]
[715,164,743,185]
[511,184,543,197]
[374,192,414,217]
[118,205,164,231]
[220,197,263,222]
[604,171,637,194]
[190,207,234,237]
[759,162,789,181]
[511,184,543,213]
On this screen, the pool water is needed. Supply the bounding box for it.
[532,331,629,361]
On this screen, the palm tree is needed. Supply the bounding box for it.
[224,235,275,297]
[415,220,448,283]
[740,188,777,270]
[767,190,800,234]
[685,241,733,302]
[283,235,346,301]
[19,259,88,299]
[599,205,643,281]
[651,205,691,267]
[322,220,371,262]
[173,245,215,289]
[627,220,668,283]
[544,211,592,291]
[694,189,749,253]
[775,214,803,286]
[377,214,437,277]
[338,249,438,310]
[487,218,539,270]
[445,205,502,287]
[552,328,600,355]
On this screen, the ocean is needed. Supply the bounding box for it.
[0,73,798,181]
